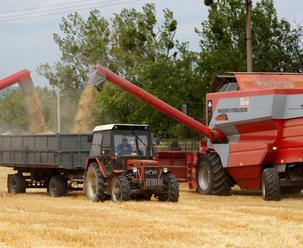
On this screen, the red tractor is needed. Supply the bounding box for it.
[84,124,179,202]
[92,65,303,201]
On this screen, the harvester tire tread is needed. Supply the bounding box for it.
[262,167,281,201]
[197,152,231,196]
[85,163,107,202]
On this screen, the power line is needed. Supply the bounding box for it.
[0,0,145,23]
[0,0,114,17]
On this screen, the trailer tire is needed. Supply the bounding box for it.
[48,175,67,197]
[156,173,179,202]
[262,167,281,201]
[85,163,107,202]
[7,174,26,194]
[111,175,131,202]
[196,152,231,195]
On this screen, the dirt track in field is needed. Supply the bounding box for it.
[1,167,303,248]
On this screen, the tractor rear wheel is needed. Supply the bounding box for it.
[156,173,179,202]
[196,152,230,195]
[111,175,131,202]
[85,163,107,202]
[261,167,281,201]
[7,174,26,194]
[48,175,67,197]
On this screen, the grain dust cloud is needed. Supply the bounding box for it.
[72,84,97,133]
[19,79,47,133]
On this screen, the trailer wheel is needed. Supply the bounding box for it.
[262,167,281,201]
[196,152,230,195]
[48,175,67,197]
[111,175,131,202]
[7,174,26,194]
[156,173,179,202]
[85,163,107,202]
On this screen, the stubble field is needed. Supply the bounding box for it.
[0,167,303,248]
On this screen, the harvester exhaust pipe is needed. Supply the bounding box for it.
[91,65,227,143]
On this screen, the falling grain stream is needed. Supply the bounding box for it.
[72,84,97,133]
[19,79,47,133]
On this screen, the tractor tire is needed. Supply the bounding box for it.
[111,175,131,202]
[261,167,281,201]
[48,175,67,197]
[85,163,107,202]
[7,174,26,194]
[156,173,179,202]
[196,152,230,195]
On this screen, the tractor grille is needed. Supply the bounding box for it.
[143,178,163,191]
[144,168,158,179]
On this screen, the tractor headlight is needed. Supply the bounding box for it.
[132,167,138,174]
[163,167,168,173]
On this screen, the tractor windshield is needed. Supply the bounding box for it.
[113,131,150,157]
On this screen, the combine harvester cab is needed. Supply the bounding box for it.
[92,65,303,201]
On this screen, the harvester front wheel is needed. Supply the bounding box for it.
[196,152,230,195]
[48,175,67,197]
[261,167,281,201]
[85,163,107,202]
[111,175,131,202]
[7,174,26,194]
[156,173,179,202]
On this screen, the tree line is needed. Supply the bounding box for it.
[1,0,302,137]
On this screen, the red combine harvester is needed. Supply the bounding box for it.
[92,65,303,201]
[0,69,31,90]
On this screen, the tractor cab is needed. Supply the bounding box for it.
[90,124,153,159]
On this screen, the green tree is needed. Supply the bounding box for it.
[39,4,204,138]
[197,0,303,89]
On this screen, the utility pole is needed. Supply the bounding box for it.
[245,0,253,72]
[57,85,61,133]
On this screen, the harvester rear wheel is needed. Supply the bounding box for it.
[196,152,230,195]
[156,173,179,202]
[7,174,26,194]
[261,167,281,201]
[85,163,107,202]
[111,175,131,202]
[48,175,67,197]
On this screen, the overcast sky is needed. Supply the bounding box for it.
[0,0,302,86]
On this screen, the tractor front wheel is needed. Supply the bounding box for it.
[111,175,131,202]
[196,152,230,195]
[261,167,281,201]
[156,173,179,202]
[85,163,107,202]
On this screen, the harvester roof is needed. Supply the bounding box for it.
[211,72,303,92]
